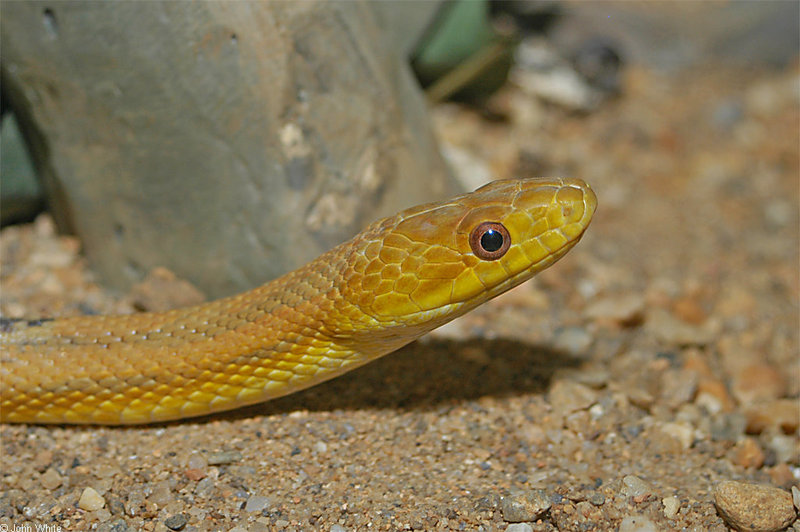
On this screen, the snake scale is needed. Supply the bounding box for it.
[0,178,596,424]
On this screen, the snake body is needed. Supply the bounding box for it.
[0,178,596,424]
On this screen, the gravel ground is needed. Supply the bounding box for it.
[1,64,798,531]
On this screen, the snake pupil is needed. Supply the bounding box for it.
[481,230,503,252]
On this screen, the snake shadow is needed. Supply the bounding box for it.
[218,337,582,420]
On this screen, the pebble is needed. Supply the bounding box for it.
[695,377,735,413]
[501,489,551,522]
[662,496,680,519]
[207,451,242,465]
[730,437,765,469]
[584,293,645,325]
[714,480,796,532]
[659,369,698,409]
[186,451,208,469]
[40,468,62,490]
[792,486,800,512]
[672,296,707,325]
[618,515,658,532]
[96,517,130,532]
[658,421,694,451]
[164,513,188,531]
[765,433,797,465]
[244,495,271,513]
[548,380,598,414]
[744,399,800,434]
[732,364,786,404]
[552,326,593,356]
[710,413,747,442]
[620,475,652,499]
[129,266,206,312]
[506,524,533,532]
[149,480,173,506]
[330,525,349,532]
[108,498,126,516]
[646,309,714,346]
[78,487,105,511]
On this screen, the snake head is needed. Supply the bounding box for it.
[340,178,597,336]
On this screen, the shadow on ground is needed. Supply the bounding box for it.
[200,337,582,422]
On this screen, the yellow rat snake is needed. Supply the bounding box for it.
[0,178,596,424]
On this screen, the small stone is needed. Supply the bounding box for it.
[149,480,172,506]
[78,487,106,512]
[658,421,694,451]
[792,486,800,512]
[695,379,735,413]
[767,463,795,487]
[626,388,655,410]
[244,495,271,513]
[618,515,658,532]
[108,498,126,516]
[730,437,765,469]
[33,450,54,471]
[662,496,680,519]
[129,267,206,312]
[620,476,652,499]
[96,517,130,532]
[765,433,797,464]
[710,413,747,442]
[164,513,187,531]
[714,480,795,532]
[732,364,786,404]
[584,293,645,325]
[659,369,698,410]
[501,489,551,522]
[312,441,327,454]
[186,452,208,470]
[207,450,242,465]
[330,525,349,532]
[185,468,207,481]
[744,399,799,434]
[548,380,598,415]
[506,524,533,532]
[647,309,714,346]
[552,326,592,356]
[588,492,605,506]
[673,296,707,324]
[40,468,62,490]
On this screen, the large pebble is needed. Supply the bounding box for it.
[714,480,795,532]
[78,487,105,511]
[501,489,551,522]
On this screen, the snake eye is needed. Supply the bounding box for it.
[469,222,511,260]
